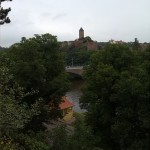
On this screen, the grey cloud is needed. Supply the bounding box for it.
[26,22,34,25]
[41,12,51,17]
[52,13,67,21]
[1,0,150,47]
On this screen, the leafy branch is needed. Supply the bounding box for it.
[0,0,12,25]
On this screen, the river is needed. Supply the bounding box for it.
[66,79,86,113]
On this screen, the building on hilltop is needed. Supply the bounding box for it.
[87,41,98,50]
[60,30,149,51]
[61,27,98,50]
[79,27,84,39]
[109,39,126,44]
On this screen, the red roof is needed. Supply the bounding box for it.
[59,96,74,110]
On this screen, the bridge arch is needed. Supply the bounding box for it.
[65,66,83,77]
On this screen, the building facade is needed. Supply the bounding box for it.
[59,96,74,121]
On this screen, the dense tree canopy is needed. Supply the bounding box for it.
[8,34,69,106]
[0,30,149,149]
[63,48,95,66]
[0,34,69,149]
[49,113,98,150]
[0,52,41,149]
[6,34,69,132]
[80,44,150,150]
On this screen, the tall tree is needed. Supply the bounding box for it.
[0,52,41,149]
[80,44,150,150]
[8,34,69,131]
[9,34,69,104]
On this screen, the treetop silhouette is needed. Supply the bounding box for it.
[0,0,12,25]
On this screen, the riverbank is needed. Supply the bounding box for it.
[66,79,86,112]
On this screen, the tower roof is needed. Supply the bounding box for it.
[79,27,84,31]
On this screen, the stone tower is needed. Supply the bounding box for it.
[79,27,84,39]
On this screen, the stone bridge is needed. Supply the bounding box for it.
[65,66,83,76]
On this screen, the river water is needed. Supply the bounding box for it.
[66,79,86,113]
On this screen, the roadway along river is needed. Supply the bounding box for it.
[65,79,86,113]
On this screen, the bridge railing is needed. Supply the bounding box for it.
[65,66,83,69]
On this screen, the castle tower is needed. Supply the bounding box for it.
[79,27,84,39]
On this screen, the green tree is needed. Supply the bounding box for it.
[9,34,68,104]
[83,36,93,42]
[0,0,12,25]
[80,44,150,150]
[0,52,44,149]
[0,34,70,149]
[63,48,94,66]
[49,113,97,150]
[68,113,95,150]
[7,34,69,131]
[50,125,68,150]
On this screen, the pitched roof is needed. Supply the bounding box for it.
[59,96,74,110]
[79,27,84,31]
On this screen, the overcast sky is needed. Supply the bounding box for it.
[0,0,150,47]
